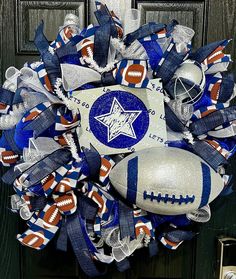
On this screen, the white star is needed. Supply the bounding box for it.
[94,97,142,142]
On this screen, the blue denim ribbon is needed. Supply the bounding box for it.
[2,165,22,185]
[57,194,98,253]
[3,129,22,154]
[190,39,229,63]
[93,23,111,67]
[190,105,236,136]
[82,145,101,180]
[12,87,24,105]
[165,103,187,132]
[34,21,50,55]
[101,71,117,86]
[0,87,14,105]
[118,200,135,239]
[56,41,82,65]
[154,42,187,84]
[94,2,118,38]
[22,105,58,137]
[190,140,228,172]
[23,149,71,187]
[149,239,159,257]
[78,195,98,221]
[124,22,166,46]
[56,218,68,252]
[30,196,48,210]
[34,22,61,88]
[218,73,235,103]
[165,230,195,242]
[116,259,130,272]
[66,208,106,277]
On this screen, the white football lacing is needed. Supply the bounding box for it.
[207,50,222,62]
[48,208,59,223]
[28,237,39,246]
[86,46,93,59]
[127,71,142,77]
[57,198,73,207]
[41,174,51,184]
[58,185,66,193]
[2,154,18,160]
[100,165,108,172]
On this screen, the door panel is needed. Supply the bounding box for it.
[0,169,21,279]
[137,2,205,49]
[16,0,86,54]
[21,243,79,279]
[1,1,236,279]
[206,0,236,74]
[195,194,236,279]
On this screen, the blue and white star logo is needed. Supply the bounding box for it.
[94,98,142,142]
[89,90,150,149]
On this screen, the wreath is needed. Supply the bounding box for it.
[0,2,235,277]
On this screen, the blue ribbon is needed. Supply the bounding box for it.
[34,21,50,55]
[118,200,135,239]
[34,22,61,88]
[12,87,24,105]
[165,230,195,242]
[56,41,82,65]
[22,105,58,137]
[190,39,229,64]
[149,239,158,257]
[93,23,111,67]
[56,218,68,252]
[30,196,48,210]
[3,129,22,154]
[66,208,106,277]
[0,87,14,106]
[154,42,186,84]
[23,149,71,187]
[116,259,130,272]
[190,105,236,136]
[164,103,187,133]
[2,165,22,185]
[218,73,235,103]
[94,2,118,37]
[190,140,228,172]
[78,195,98,221]
[124,22,166,46]
[82,145,101,180]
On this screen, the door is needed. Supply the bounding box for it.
[0,1,236,278]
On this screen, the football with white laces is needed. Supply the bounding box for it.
[109,147,224,215]
[124,64,146,84]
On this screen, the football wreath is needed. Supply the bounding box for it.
[1,1,236,277]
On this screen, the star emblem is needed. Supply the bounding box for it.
[94,97,142,142]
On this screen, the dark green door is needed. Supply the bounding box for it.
[0,0,236,278]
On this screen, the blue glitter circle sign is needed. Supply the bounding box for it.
[89,90,150,149]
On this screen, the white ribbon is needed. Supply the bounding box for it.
[186,205,211,223]
[15,137,61,174]
[19,67,61,103]
[4,66,21,92]
[172,25,195,53]
[61,63,101,91]
[124,9,141,36]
